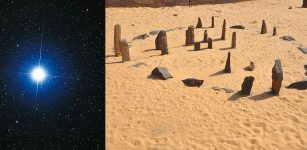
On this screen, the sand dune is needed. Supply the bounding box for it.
[106,0,307,149]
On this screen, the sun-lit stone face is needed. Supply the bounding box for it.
[31,67,47,82]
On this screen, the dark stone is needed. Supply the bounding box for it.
[241,76,255,95]
[155,30,166,50]
[248,61,255,71]
[203,30,208,43]
[230,25,245,29]
[303,0,307,8]
[287,80,307,90]
[185,26,195,46]
[173,14,178,16]
[304,64,307,70]
[280,36,295,41]
[273,27,277,36]
[160,37,169,55]
[288,6,292,9]
[151,67,173,80]
[260,20,267,34]
[196,17,202,28]
[208,38,213,49]
[194,42,201,51]
[211,16,215,28]
[221,19,226,40]
[298,46,307,54]
[119,39,130,62]
[132,33,149,41]
[114,24,121,56]
[272,59,283,95]
[182,78,204,87]
[231,32,236,48]
[224,52,231,73]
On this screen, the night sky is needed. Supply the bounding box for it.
[0,0,104,149]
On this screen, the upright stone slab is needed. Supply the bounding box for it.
[155,30,166,50]
[196,17,202,28]
[272,59,283,95]
[224,52,231,73]
[203,30,208,43]
[194,42,201,51]
[119,39,130,62]
[273,27,277,36]
[185,26,195,46]
[208,38,213,49]
[114,24,121,56]
[221,19,226,40]
[231,32,236,48]
[160,37,169,55]
[260,20,267,34]
[241,76,255,95]
[211,16,215,28]
[303,0,307,8]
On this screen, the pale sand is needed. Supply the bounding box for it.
[105,0,307,149]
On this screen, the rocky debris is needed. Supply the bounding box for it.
[182,78,204,87]
[149,30,161,35]
[287,80,307,90]
[151,67,173,80]
[186,26,195,46]
[273,26,277,36]
[119,39,130,62]
[272,59,283,95]
[221,19,226,40]
[248,61,255,71]
[114,24,121,56]
[131,62,147,68]
[298,46,307,54]
[211,86,234,93]
[224,52,231,73]
[132,33,149,41]
[203,30,208,43]
[208,38,213,49]
[160,37,169,55]
[241,76,255,95]
[260,20,267,34]
[194,42,201,51]
[196,17,203,28]
[230,25,245,29]
[280,35,295,41]
[155,30,166,50]
[211,16,215,28]
[231,32,236,48]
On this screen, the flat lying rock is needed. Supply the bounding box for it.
[132,33,149,41]
[287,80,307,90]
[166,29,175,32]
[182,78,204,87]
[211,86,222,91]
[151,67,173,80]
[297,46,307,54]
[149,30,161,35]
[230,25,245,29]
[132,62,147,68]
[211,86,234,93]
[280,36,295,41]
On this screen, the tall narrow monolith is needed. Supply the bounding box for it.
[272,59,283,95]
[221,19,226,40]
[114,24,121,56]
[231,32,236,48]
[155,30,166,50]
[119,39,130,62]
[208,38,213,49]
[260,20,267,34]
[203,30,208,43]
[224,52,231,73]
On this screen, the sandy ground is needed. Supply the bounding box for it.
[105,0,307,149]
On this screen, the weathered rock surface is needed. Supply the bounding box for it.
[160,37,169,55]
[155,30,166,50]
[298,46,307,54]
[272,59,283,95]
[151,67,173,80]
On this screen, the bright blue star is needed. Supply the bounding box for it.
[31,66,47,82]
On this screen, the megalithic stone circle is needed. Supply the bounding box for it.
[272,59,283,95]
[155,30,166,50]
[224,52,231,73]
[260,20,267,34]
[114,24,121,56]
[231,32,236,48]
[196,17,202,28]
[119,39,130,62]
[208,38,213,49]
[160,36,169,55]
[241,76,255,95]
[221,19,226,40]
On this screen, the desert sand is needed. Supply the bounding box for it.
[105,0,307,149]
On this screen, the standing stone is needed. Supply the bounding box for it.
[211,16,215,28]
[221,19,226,40]
[119,39,130,62]
[196,17,202,28]
[272,59,283,95]
[194,42,201,51]
[260,20,267,34]
[248,61,255,71]
[241,76,255,95]
[208,38,213,49]
[273,27,277,36]
[203,30,208,43]
[155,30,166,50]
[303,0,307,8]
[224,52,231,73]
[231,32,236,48]
[185,26,195,46]
[114,24,121,56]
[160,37,168,55]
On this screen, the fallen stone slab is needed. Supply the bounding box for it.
[297,46,307,54]
[221,88,234,93]
[280,36,295,41]
[132,33,149,41]
[230,25,245,29]
[182,78,204,87]
[131,62,147,68]
[287,80,307,90]
[151,67,173,80]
